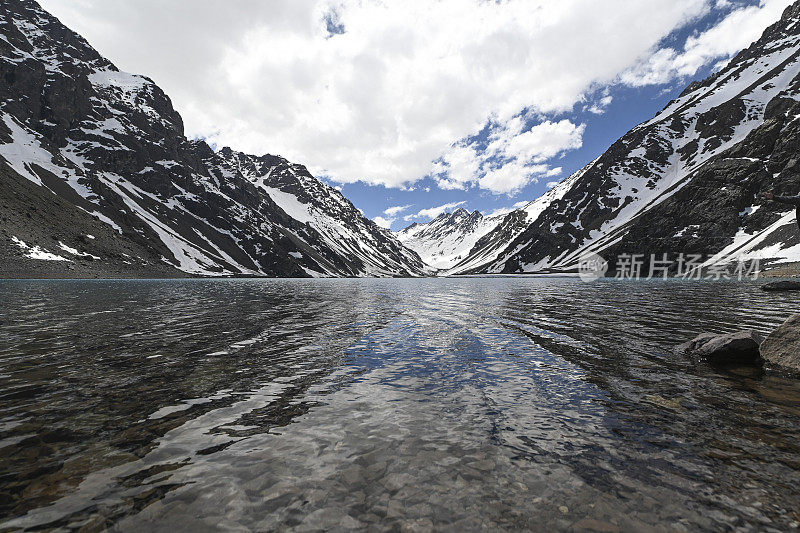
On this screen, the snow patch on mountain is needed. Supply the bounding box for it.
[11,236,71,261]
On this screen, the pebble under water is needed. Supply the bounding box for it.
[1,278,799,532]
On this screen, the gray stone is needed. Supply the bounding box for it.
[382,473,414,492]
[674,333,717,356]
[674,330,764,364]
[760,314,800,372]
[761,281,800,291]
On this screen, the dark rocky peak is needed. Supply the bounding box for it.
[399,222,420,233]
[448,209,485,231]
[0,0,184,138]
[434,207,470,224]
[1,0,110,74]
[466,209,483,222]
[188,139,216,160]
[428,211,453,225]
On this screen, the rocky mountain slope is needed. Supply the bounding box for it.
[0,0,428,278]
[452,1,800,276]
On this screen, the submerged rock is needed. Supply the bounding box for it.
[760,314,800,372]
[761,280,800,291]
[674,331,764,365]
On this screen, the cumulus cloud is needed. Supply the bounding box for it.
[372,216,393,229]
[383,204,412,217]
[404,201,467,222]
[491,119,585,164]
[477,162,538,195]
[620,0,793,86]
[433,119,582,194]
[39,0,787,195]
[373,204,412,228]
[40,0,718,193]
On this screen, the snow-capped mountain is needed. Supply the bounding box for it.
[0,0,427,278]
[209,148,429,276]
[444,168,587,275]
[396,208,505,270]
[396,181,579,273]
[453,1,800,275]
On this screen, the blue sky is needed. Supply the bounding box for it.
[324,0,779,230]
[40,0,792,230]
[331,80,702,229]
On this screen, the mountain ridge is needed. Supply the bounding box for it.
[448,0,800,276]
[396,207,505,270]
[0,0,428,278]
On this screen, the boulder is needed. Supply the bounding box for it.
[761,280,800,291]
[674,330,764,365]
[760,314,800,372]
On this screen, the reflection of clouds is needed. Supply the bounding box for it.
[3,279,800,530]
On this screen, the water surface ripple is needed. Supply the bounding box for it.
[1,278,799,531]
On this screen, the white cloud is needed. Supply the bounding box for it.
[383,204,412,217]
[372,216,394,229]
[40,0,720,194]
[433,119,582,194]
[373,204,412,228]
[475,160,561,195]
[588,94,613,114]
[491,119,585,164]
[432,143,483,191]
[620,0,793,86]
[404,201,467,222]
[546,167,563,177]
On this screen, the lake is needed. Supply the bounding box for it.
[1,278,799,531]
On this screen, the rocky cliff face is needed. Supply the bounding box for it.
[453,1,800,276]
[0,0,427,277]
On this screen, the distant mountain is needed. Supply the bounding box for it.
[444,170,586,275]
[396,180,581,273]
[396,208,503,270]
[0,0,428,278]
[452,1,800,275]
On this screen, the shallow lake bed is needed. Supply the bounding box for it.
[1,278,799,531]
